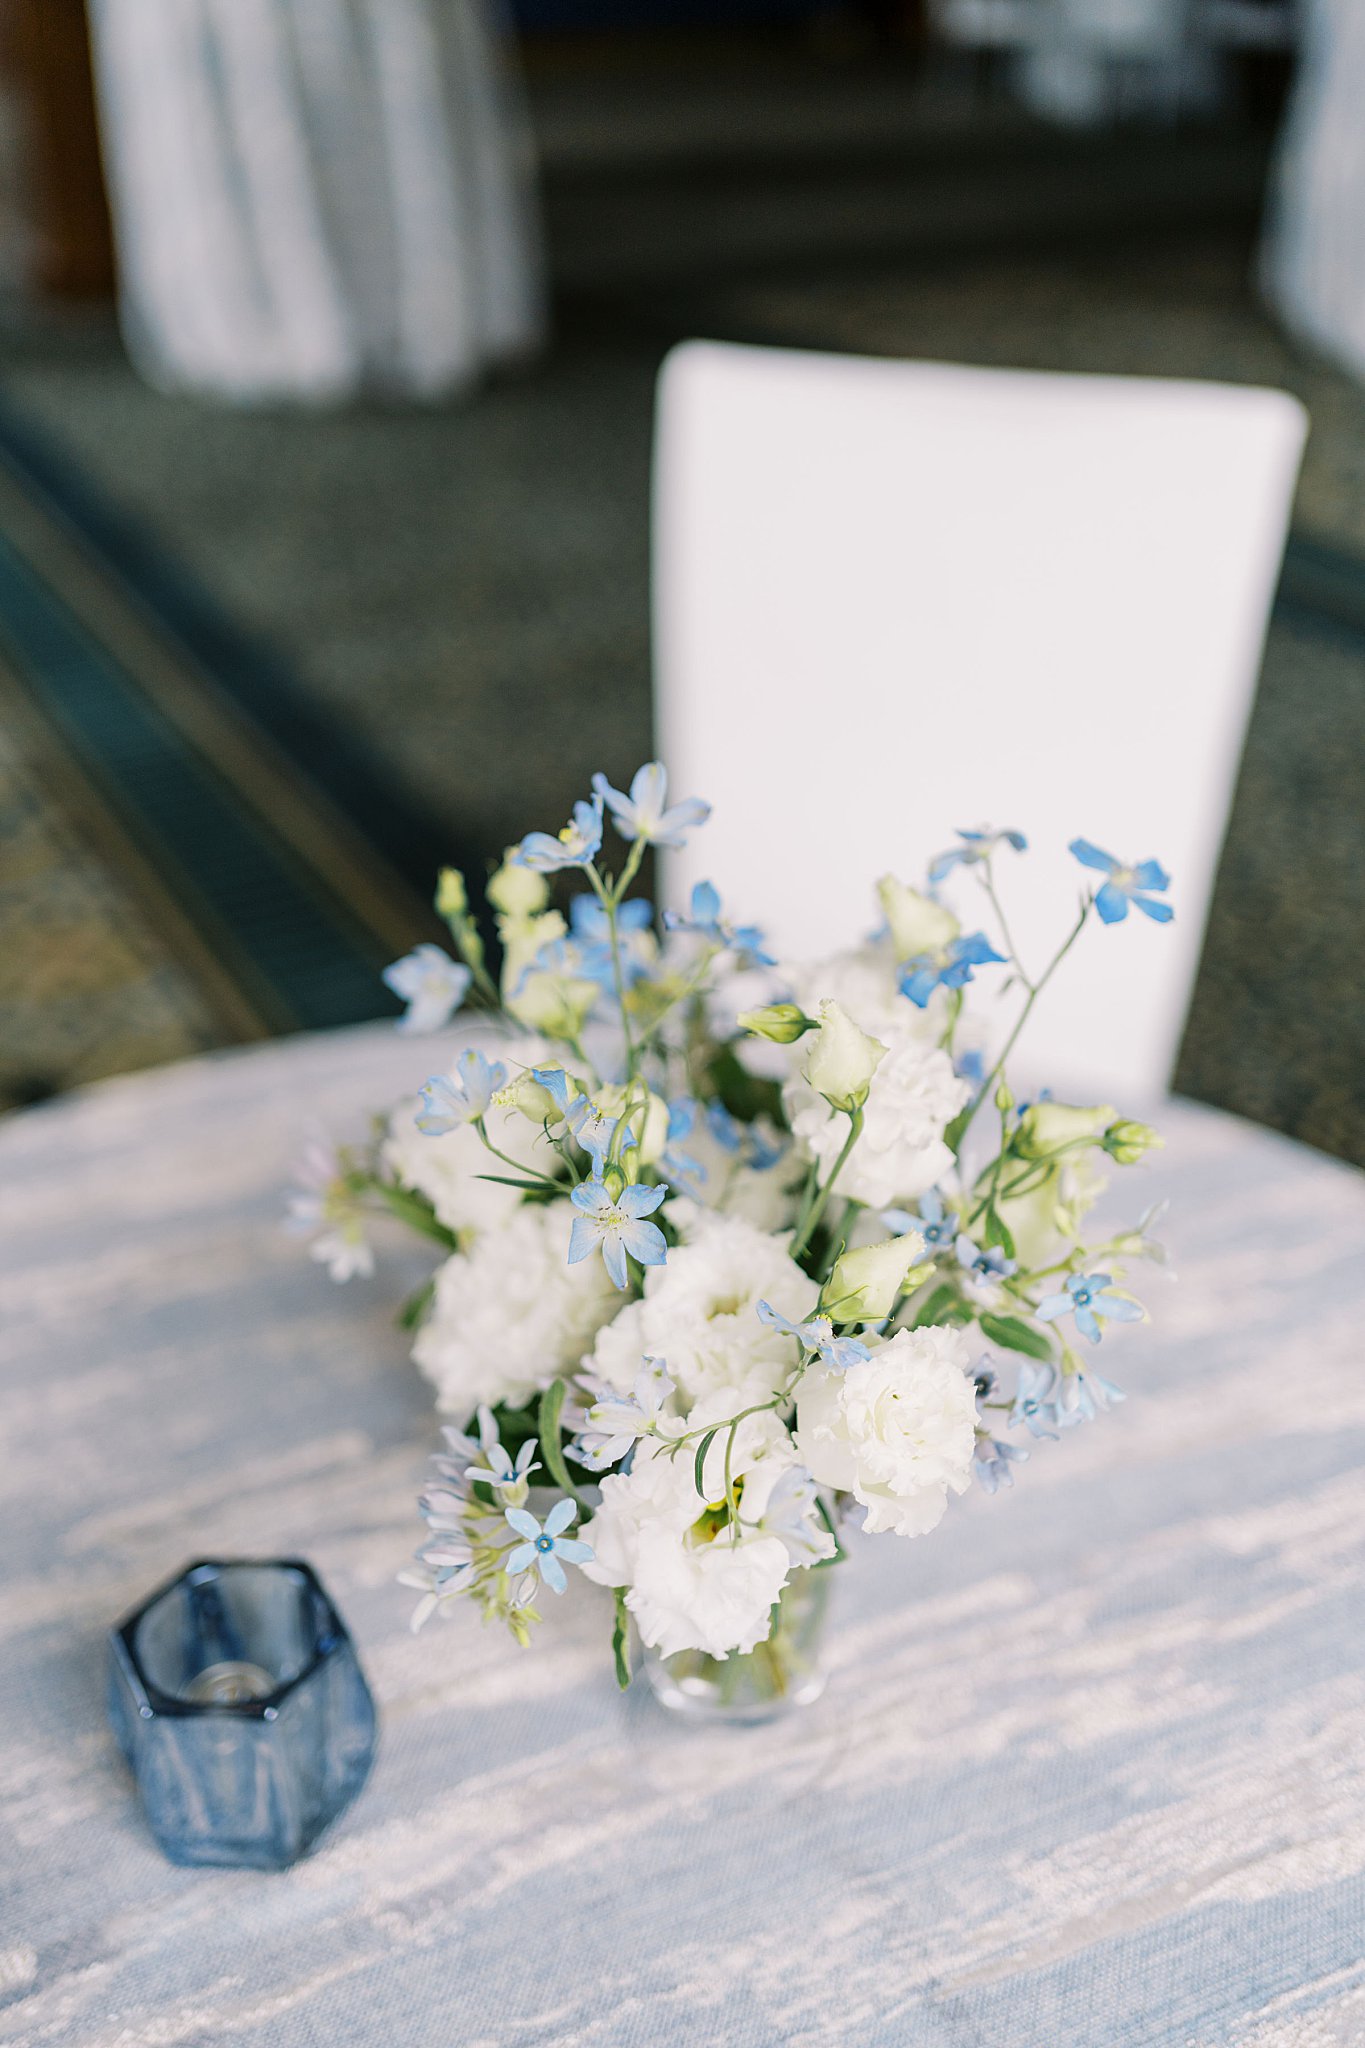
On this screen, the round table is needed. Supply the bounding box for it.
[2,1024,1363,2048]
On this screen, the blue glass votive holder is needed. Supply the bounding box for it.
[107,1558,376,1870]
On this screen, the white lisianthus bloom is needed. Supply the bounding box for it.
[801,1000,886,1112]
[876,875,959,962]
[784,1023,969,1211]
[996,1152,1108,1271]
[581,1401,828,1658]
[795,1325,977,1538]
[413,1201,621,1420]
[825,1232,926,1321]
[583,1211,819,1410]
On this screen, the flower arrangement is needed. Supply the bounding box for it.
[292,764,1170,1705]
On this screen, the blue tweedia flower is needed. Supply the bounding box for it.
[663,880,775,968]
[928,826,1028,884]
[1056,1368,1126,1427]
[570,1359,675,1471]
[503,1500,594,1595]
[382,944,472,1034]
[513,793,604,873]
[955,1233,1018,1297]
[1009,1360,1062,1440]
[759,1467,834,1564]
[883,1189,956,1255]
[532,1065,628,1171]
[592,762,711,848]
[415,1049,508,1136]
[1036,1272,1143,1345]
[899,931,1005,1008]
[568,893,655,989]
[756,1299,871,1372]
[973,1435,1029,1494]
[567,1177,668,1289]
[1069,840,1174,925]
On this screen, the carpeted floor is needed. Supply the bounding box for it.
[0,70,1361,1162]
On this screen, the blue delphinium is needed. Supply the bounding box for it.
[568,893,654,990]
[1069,840,1173,925]
[756,1299,871,1372]
[513,793,604,873]
[503,1501,594,1595]
[567,1177,668,1289]
[1036,1272,1143,1344]
[382,944,472,1034]
[660,1098,706,1189]
[928,826,1027,883]
[592,762,711,848]
[415,1049,508,1135]
[532,1065,625,1170]
[664,880,775,968]
[899,931,1005,1009]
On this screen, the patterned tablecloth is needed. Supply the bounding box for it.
[2,1024,1363,2048]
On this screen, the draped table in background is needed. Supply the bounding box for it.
[1,1024,1363,2048]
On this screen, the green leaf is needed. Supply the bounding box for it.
[475,1172,563,1194]
[693,1427,720,1501]
[612,1587,632,1690]
[537,1378,581,1502]
[910,1282,972,1329]
[978,1312,1055,1362]
[396,1277,435,1330]
[982,1207,1016,1259]
[706,1045,786,1128]
[371,1180,458,1250]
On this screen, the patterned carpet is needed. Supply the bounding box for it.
[0,207,1361,1161]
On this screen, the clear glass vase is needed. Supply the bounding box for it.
[643,1567,833,1725]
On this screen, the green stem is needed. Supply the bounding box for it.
[951,897,1092,1155]
[364,1179,458,1250]
[790,1107,864,1261]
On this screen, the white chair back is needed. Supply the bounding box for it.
[653,340,1306,1101]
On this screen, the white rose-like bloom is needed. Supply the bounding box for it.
[784,1021,969,1210]
[412,1201,621,1420]
[383,1054,558,1240]
[796,1324,977,1538]
[582,1211,819,1410]
[581,1401,811,1658]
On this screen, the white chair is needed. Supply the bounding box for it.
[653,340,1306,1101]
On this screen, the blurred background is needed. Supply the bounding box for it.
[0,0,1360,1163]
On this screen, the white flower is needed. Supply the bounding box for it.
[876,875,959,962]
[581,1400,824,1658]
[383,1079,558,1240]
[783,940,908,1045]
[825,1232,926,1321]
[583,1211,819,1411]
[800,1000,886,1113]
[795,1324,977,1538]
[784,1023,969,1210]
[412,1202,621,1420]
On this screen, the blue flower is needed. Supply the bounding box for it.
[592,762,711,849]
[567,893,654,991]
[883,1189,956,1254]
[973,1435,1029,1494]
[567,1177,668,1289]
[1057,1368,1126,1427]
[756,1299,871,1372]
[954,1045,987,1087]
[928,826,1027,883]
[570,1360,675,1470]
[513,793,604,873]
[955,1233,1017,1298]
[503,1500,594,1595]
[1036,1271,1143,1345]
[1009,1359,1062,1440]
[382,944,472,1034]
[415,1049,507,1135]
[532,1065,628,1171]
[1069,840,1173,925]
[899,931,1004,1008]
[664,880,774,968]
[660,1097,706,1187]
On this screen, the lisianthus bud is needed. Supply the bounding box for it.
[498,910,567,1000]
[487,855,549,919]
[824,1232,926,1321]
[1015,1100,1115,1160]
[435,867,468,920]
[496,1071,562,1126]
[508,968,598,1040]
[1102,1119,1163,1165]
[737,1002,814,1045]
[801,1000,886,1114]
[876,875,959,961]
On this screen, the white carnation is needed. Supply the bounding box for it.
[383,1092,558,1240]
[412,1201,621,1421]
[626,1524,792,1660]
[784,1022,968,1210]
[783,940,945,1046]
[583,1211,818,1412]
[795,1324,977,1538]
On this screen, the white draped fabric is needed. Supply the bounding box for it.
[87,0,545,404]
[1262,0,1365,386]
